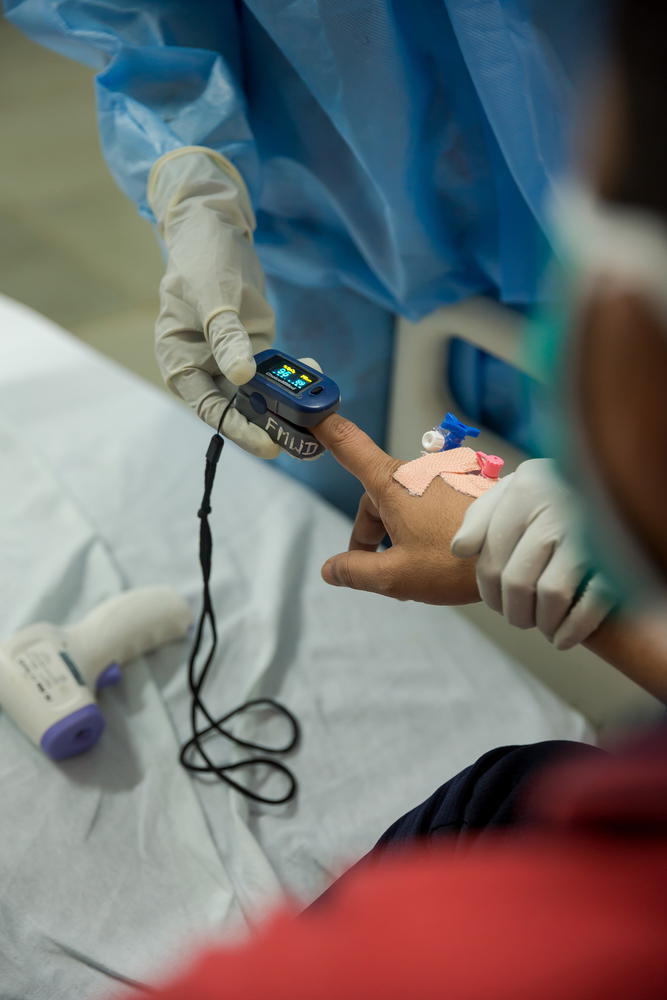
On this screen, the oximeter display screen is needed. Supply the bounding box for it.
[260,357,320,394]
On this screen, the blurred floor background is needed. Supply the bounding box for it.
[0,16,166,388]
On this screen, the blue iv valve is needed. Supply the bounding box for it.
[421,412,480,453]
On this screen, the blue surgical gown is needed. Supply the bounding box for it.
[4,0,598,515]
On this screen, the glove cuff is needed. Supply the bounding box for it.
[147,146,256,239]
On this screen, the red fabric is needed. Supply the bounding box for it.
[527,729,667,830]
[122,735,667,1000]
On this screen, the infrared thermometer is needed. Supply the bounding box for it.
[0,587,192,760]
[235,350,341,459]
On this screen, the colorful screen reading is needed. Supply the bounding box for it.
[262,358,319,394]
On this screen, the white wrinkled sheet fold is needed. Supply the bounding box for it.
[0,414,244,998]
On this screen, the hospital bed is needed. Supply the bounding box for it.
[0,293,591,996]
[388,298,665,732]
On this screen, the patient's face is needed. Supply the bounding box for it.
[578,288,667,579]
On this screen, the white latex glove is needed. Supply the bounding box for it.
[451,458,614,650]
[148,146,279,458]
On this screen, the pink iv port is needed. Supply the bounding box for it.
[476,451,504,479]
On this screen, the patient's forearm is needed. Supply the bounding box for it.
[584,614,667,704]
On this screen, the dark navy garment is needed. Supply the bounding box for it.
[310,740,606,909]
[374,740,606,845]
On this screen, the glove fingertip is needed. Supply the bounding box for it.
[226,356,257,386]
[257,440,281,460]
[235,430,281,460]
[552,615,598,652]
[450,533,483,559]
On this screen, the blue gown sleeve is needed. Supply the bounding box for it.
[3,0,260,219]
[445,0,603,231]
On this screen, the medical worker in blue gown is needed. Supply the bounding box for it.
[4,0,580,503]
[3,0,613,652]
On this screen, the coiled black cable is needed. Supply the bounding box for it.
[179,396,300,805]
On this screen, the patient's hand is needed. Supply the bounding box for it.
[314,414,481,604]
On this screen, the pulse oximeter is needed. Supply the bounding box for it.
[235,350,341,459]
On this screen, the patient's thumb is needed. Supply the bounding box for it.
[321,549,400,598]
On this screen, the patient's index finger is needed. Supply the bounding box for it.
[313,413,399,495]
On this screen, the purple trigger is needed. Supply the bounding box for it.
[96,662,122,691]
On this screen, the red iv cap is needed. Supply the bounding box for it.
[476,452,504,479]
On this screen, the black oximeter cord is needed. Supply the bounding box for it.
[179,395,300,805]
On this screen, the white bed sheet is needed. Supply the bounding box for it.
[0,295,590,996]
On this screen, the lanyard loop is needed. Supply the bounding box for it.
[180,396,300,806]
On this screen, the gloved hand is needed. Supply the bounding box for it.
[148,146,279,458]
[451,458,614,650]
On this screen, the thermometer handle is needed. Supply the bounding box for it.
[65,586,193,689]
